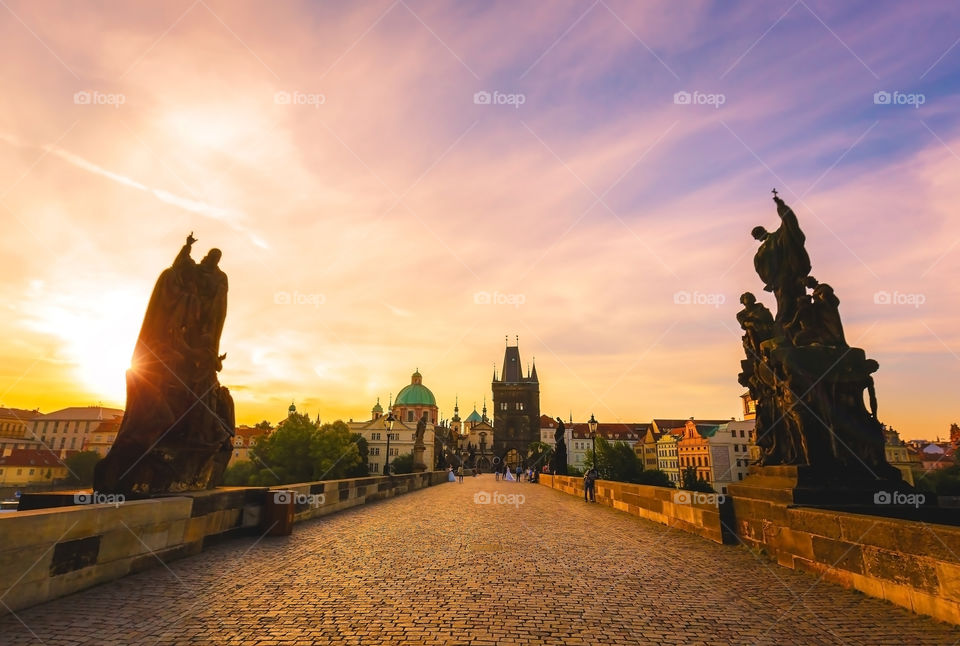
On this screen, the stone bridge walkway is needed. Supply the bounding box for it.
[2,476,959,645]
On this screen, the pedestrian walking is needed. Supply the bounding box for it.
[584,467,598,502]
[457,465,464,483]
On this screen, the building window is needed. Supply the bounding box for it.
[500,403,507,410]
[731,429,736,437]
[370,447,380,456]
[739,430,745,438]
[371,433,381,441]
[518,402,524,410]
[406,411,414,422]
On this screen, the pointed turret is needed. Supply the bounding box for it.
[530,358,538,382]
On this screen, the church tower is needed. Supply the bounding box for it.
[492,337,540,463]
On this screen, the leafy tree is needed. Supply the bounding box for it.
[346,434,369,478]
[62,450,101,486]
[390,453,414,475]
[680,466,715,493]
[311,421,362,480]
[246,414,362,485]
[223,460,258,486]
[566,464,585,477]
[254,420,272,431]
[584,438,642,483]
[527,441,553,471]
[915,465,960,496]
[636,469,674,487]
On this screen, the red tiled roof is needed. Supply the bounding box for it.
[0,407,41,421]
[31,406,123,421]
[0,449,72,468]
[235,425,271,444]
[569,422,649,441]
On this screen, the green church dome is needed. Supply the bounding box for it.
[465,409,482,424]
[395,384,436,406]
[395,370,436,406]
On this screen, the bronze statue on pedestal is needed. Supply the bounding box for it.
[738,194,900,481]
[94,234,235,495]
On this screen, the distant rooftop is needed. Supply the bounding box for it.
[31,406,124,421]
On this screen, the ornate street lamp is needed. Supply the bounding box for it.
[383,410,396,476]
[588,413,598,471]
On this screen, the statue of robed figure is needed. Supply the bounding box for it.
[94,233,235,495]
[549,417,568,475]
[738,193,900,482]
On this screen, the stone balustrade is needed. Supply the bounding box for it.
[0,471,448,615]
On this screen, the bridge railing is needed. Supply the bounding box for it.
[0,471,448,616]
[538,473,960,625]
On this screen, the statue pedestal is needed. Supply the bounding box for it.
[728,465,942,541]
[412,442,427,473]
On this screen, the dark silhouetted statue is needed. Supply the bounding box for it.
[738,194,899,481]
[412,412,428,472]
[94,233,235,495]
[549,417,568,475]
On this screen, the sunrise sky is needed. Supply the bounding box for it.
[1,1,959,439]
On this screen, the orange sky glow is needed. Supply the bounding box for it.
[2,1,960,440]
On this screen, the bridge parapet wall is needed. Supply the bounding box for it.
[0,472,447,615]
[540,473,960,625]
[539,474,733,544]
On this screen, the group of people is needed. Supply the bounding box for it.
[493,464,538,483]
[447,465,480,483]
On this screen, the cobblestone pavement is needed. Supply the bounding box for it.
[3,475,960,645]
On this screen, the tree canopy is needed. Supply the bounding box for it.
[680,466,716,493]
[390,452,413,475]
[234,414,364,486]
[62,450,101,486]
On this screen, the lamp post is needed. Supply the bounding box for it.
[588,413,598,472]
[383,410,396,476]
